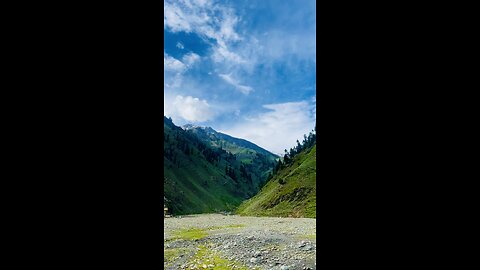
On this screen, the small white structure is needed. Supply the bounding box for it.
[164,205,171,218]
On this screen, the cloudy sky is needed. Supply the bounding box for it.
[164,0,316,155]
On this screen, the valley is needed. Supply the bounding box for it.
[163,1,317,268]
[164,117,278,215]
[164,117,317,269]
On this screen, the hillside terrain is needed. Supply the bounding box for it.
[164,117,277,215]
[183,124,278,190]
[236,144,316,218]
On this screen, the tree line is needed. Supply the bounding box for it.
[271,126,317,175]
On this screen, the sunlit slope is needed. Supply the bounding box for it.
[236,144,316,218]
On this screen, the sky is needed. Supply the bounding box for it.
[164,0,316,155]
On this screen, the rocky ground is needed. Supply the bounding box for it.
[164,214,316,270]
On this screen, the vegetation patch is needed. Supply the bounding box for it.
[298,234,316,241]
[169,224,245,242]
[186,244,256,270]
[164,247,189,267]
[208,224,246,230]
[164,248,179,262]
[172,227,208,241]
[169,224,245,243]
[236,145,316,218]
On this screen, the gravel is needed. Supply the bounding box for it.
[164,214,316,270]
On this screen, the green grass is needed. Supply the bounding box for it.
[169,224,245,242]
[164,247,188,265]
[236,145,316,218]
[169,224,246,242]
[298,234,316,241]
[171,228,209,241]
[187,244,256,270]
[164,120,266,215]
[208,224,246,230]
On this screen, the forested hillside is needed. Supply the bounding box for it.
[163,117,276,215]
[236,129,316,218]
[183,124,278,190]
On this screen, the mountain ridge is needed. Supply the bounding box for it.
[164,117,276,215]
[183,124,278,159]
[182,124,279,190]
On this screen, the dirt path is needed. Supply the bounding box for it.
[164,214,316,270]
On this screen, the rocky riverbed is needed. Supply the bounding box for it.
[164,214,316,270]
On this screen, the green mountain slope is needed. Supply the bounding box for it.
[236,144,316,218]
[184,124,277,158]
[164,117,274,215]
[183,125,278,189]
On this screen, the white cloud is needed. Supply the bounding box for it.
[220,100,316,155]
[182,52,200,67]
[164,0,316,91]
[176,42,185,49]
[165,95,215,123]
[164,53,186,89]
[164,52,201,89]
[164,53,186,73]
[164,0,244,67]
[167,0,240,43]
[212,44,245,64]
[311,95,316,119]
[164,52,200,73]
[219,13,240,41]
[218,73,253,95]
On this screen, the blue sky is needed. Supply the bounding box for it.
[164,0,316,155]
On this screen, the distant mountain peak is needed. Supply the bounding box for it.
[182,124,198,130]
[183,124,216,133]
[203,126,216,133]
[182,124,278,158]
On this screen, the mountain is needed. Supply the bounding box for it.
[236,143,316,218]
[164,117,276,215]
[183,124,279,189]
[183,124,277,158]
